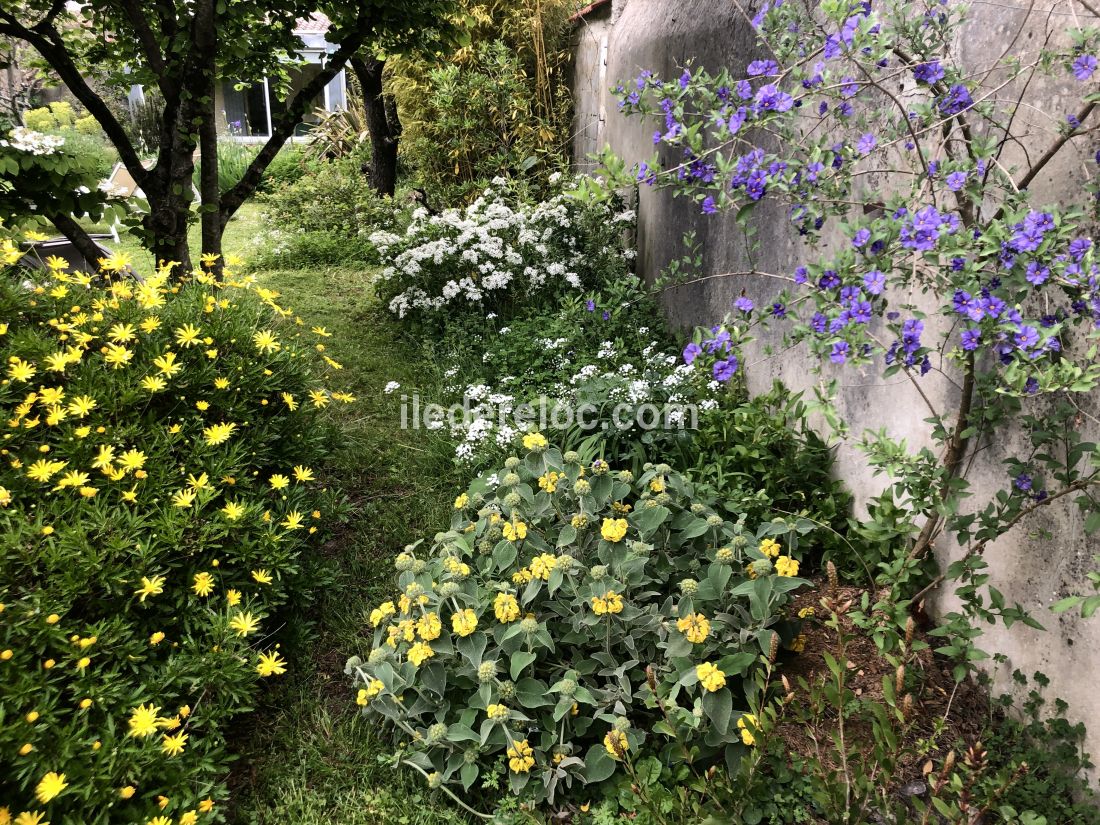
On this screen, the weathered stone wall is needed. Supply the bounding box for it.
[572,0,1100,768]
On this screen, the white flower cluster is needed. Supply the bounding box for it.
[1,127,65,156]
[371,178,630,319]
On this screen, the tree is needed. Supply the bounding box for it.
[350,55,401,197]
[0,0,455,268]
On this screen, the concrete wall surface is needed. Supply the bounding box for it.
[571,0,1100,769]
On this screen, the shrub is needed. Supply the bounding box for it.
[256,144,317,194]
[248,229,378,270]
[0,247,354,823]
[371,176,635,325]
[348,439,812,808]
[261,156,398,237]
[193,139,258,195]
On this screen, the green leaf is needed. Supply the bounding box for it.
[510,651,537,680]
[701,688,732,734]
[583,743,617,783]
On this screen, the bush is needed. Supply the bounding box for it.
[371,176,635,325]
[248,229,378,270]
[0,248,354,823]
[256,144,317,194]
[349,439,812,808]
[193,139,258,195]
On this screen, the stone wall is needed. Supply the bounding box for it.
[571,0,1100,768]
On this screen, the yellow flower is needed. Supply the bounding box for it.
[174,323,203,347]
[787,633,807,653]
[128,703,160,737]
[34,771,68,803]
[253,330,280,353]
[600,518,628,543]
[119,785,136,799]
[256,650,287,677]
[99,250,132,272]
[171,488,196,508]
[192,572,215,597]
[229,611,259,637]
[118,449,147,471]
[269,473,289,490]
[280,511,304,531]
[141,375,167,393]
[454,493,469,509]
[67,395,97,418]
[591,591,623,616]
[135,575,166,602]
[529,553,557,580]
[7,357,36,382]
[149,631,165,645]
[369,601,396,626]
[737,713,759,746]
[521,432,548,451]
[251,569,273,585]
[676,613,711,644]
[759,538,781,558]
[494,593,520,623]
[407,641,434,667]
[198,799,214,813]
[153,351,182,377]
[15,813,47,825]
[140,316,161,333]
[107,322,137,343]
[203,421,238,446]
[161,731,188,756]
[221,501,245,520]
[309,389,329,408]
[103,344,133,368]
[502,521,527,542]
[538,471,562,493]
[506,738,535,772]
[451,608,478,637]
[603,729,628,759]
[775,556,800,577]
[179,812,198,825]
[798,606,815,619]
[357,679,385,705]
[76,656,91,670]
[696,662,727,693]
[486,703,509,720]
[416,612,442,641]
[226,589,242,607]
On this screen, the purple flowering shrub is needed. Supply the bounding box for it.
[576,0,1100,622]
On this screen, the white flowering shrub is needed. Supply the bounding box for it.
[371,177,635,322]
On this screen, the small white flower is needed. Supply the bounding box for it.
[383,381,401,395]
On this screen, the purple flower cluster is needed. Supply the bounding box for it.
[937,84,973,116]
[898,205,960,252]
[1008,211,1054,254]
[885,319,930,373]
[683,325,740,382]
[729,148,784,201]
[912,60,945,84]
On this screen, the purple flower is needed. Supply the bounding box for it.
[1068,114,1081,129]
[771,302,787,318]
[863,270,886,294]
[1025,262,1049,285]
[701,196,718,214]
[857,133,876,155]
[602,310,610,321]
[734,296,754,312]
[1014,325,1040,350]
[810,313,827,333]
[829,341,850,363]
[818,270,841,290]
[747,59,779,76]
[1014,473,1032,492]
[753,84,794,114]
[728,106,748,134]
[852,228,871,248]
[736,79,753,99]
[912,61,945,84]
[1025,377,1040,394]
[679,69,692,89]
[713,357,739,382]
[960,328,981,350]
[946,171,967,191]
[1069,237,1092,260]
[938,84,973,115]
[794,266,809,284]
[1073,54,1097,81]
[682,342,702,364]
[585,300,596,312]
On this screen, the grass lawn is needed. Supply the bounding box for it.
[99,212,475,824]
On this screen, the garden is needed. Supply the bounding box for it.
[1,0,1100,824]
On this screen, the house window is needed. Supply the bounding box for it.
[221,79,271,137]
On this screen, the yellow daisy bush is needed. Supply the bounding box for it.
[0,245,353,820]
[349,440,811,804]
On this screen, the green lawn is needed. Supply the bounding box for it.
[99,212,475,824]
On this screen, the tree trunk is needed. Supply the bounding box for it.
[46,211,107,270]
[351,55,400,197]
[194,0,222,268]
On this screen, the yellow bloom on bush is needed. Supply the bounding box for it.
[737,713,759,746]
[506,738,535,772]
[229,611,259,637]
[521,432,547,451]
[357,678,385,705]
[407,641,434,667]
[416,612,442,641]
[759,538,781,558]
[453,492,469,509]
[128,703,160,738]
[486,703,509,720]
[600,518,628,543]
[192,572,215,597]
[256,650,287,676]
[135,575,166,602]
[537,471,562,493]
[251,569,273,585]
[529,553,557,581]
[161,731,188,756]
[451,608,478,637]
[203,421,238,446]
[269,474,289,491]
[696,662,727,693]
[494,593,520,623]
[502,521,527,542]
[775,556,799,577]
[591,591,623,616]
[34,771,67,803]
[370,601,396,627]
[676,613,711,644]
[603,729,628,759]
[253,329,281,353]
